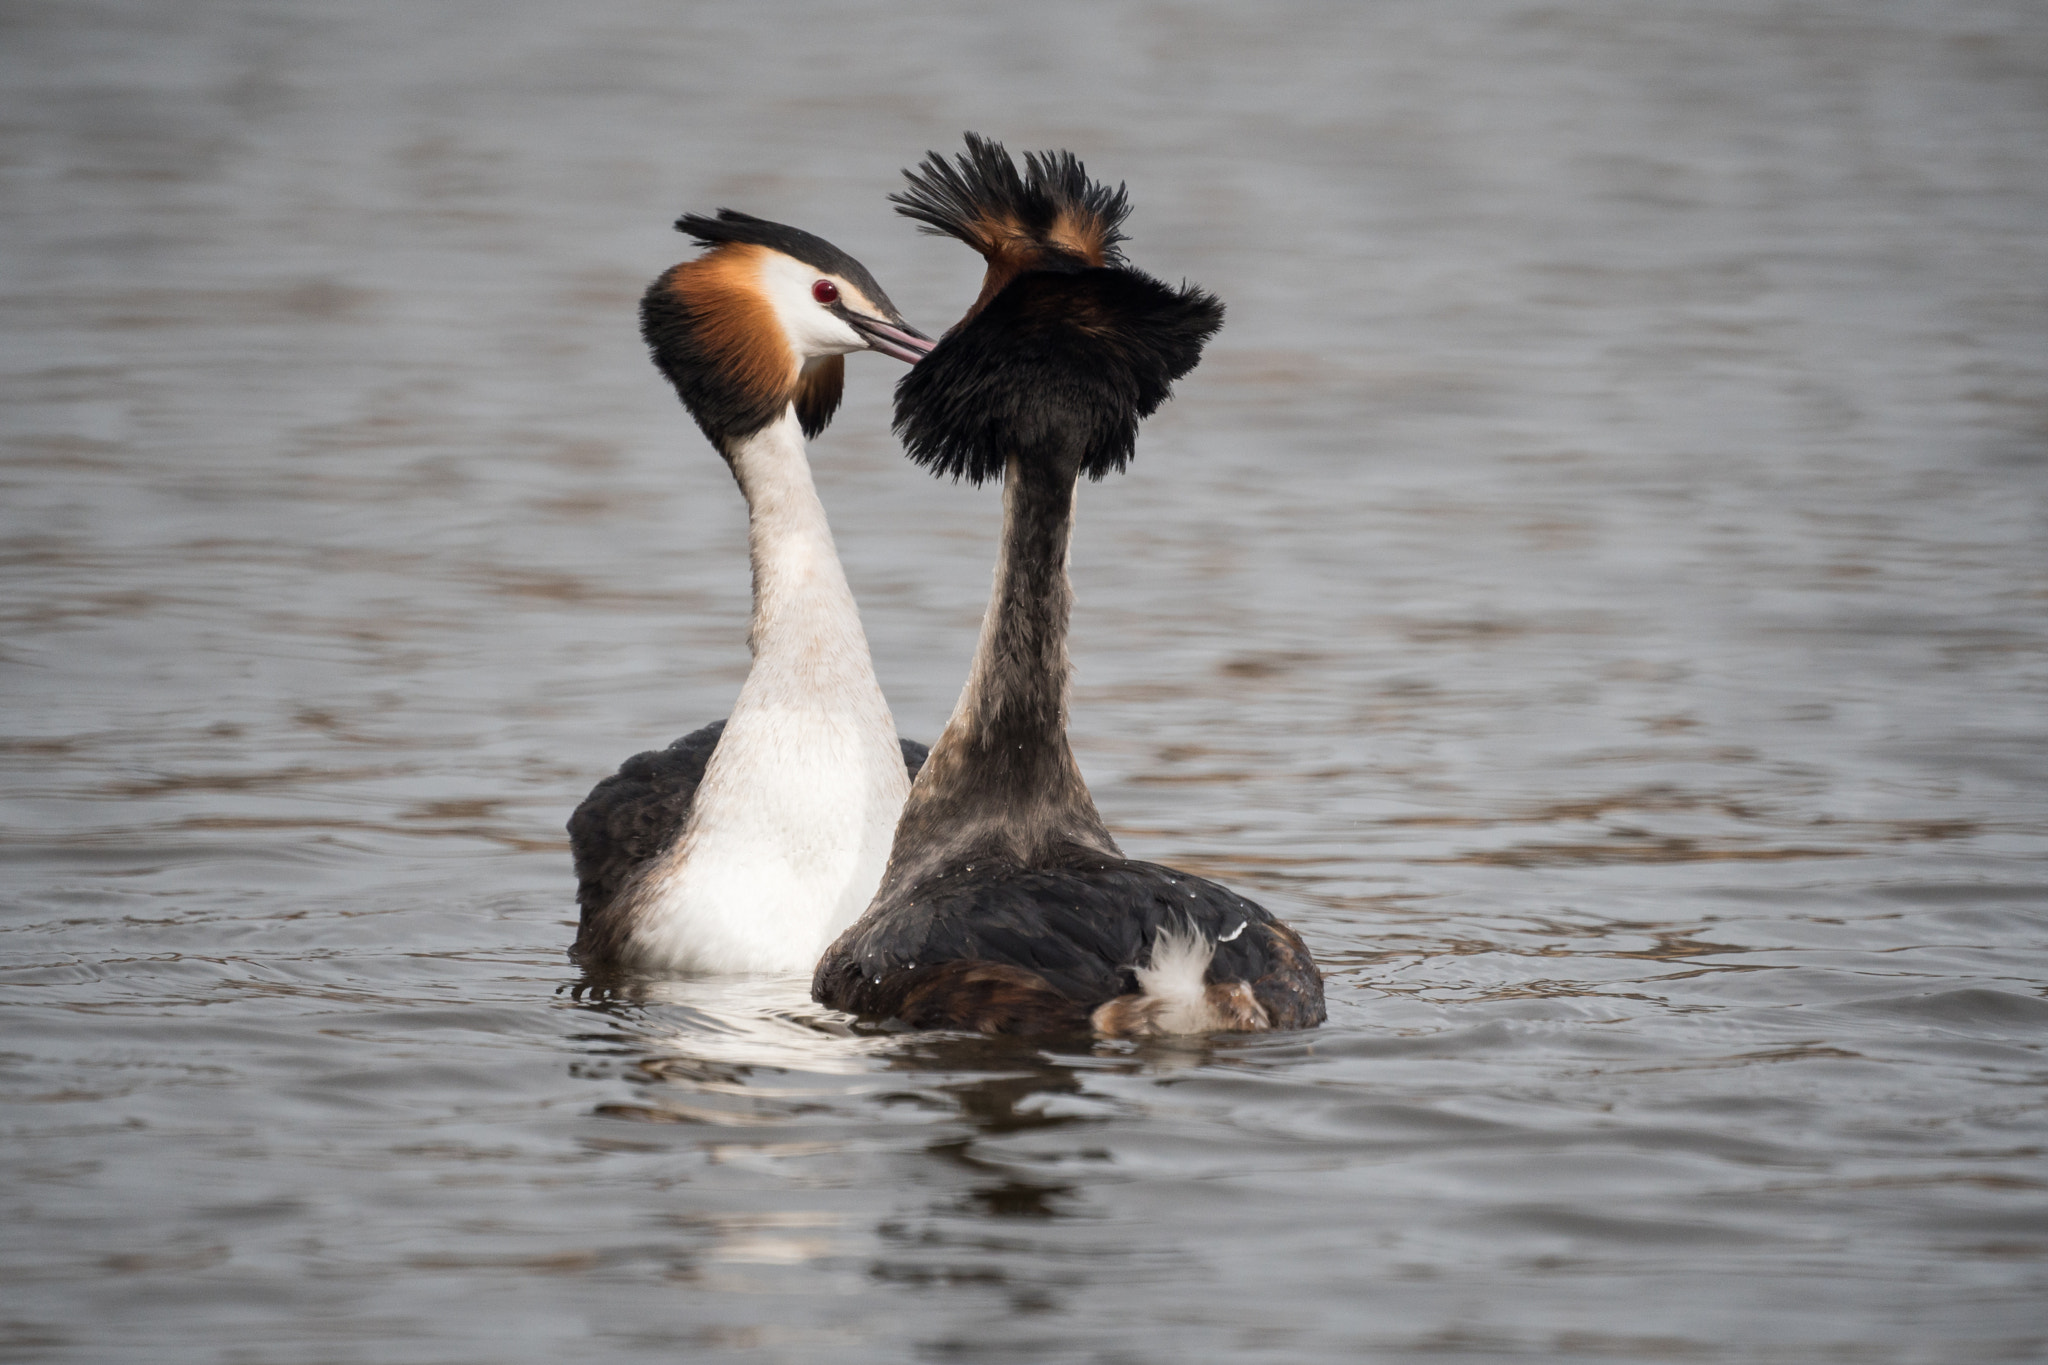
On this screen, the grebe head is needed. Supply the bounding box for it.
[889,133,1224,485]
[641,209,934,449]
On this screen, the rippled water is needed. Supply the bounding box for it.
[4,0,2046,1360]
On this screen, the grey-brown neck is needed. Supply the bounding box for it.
[877,453,1120,893]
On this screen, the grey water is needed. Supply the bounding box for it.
[4,0,2046,1360]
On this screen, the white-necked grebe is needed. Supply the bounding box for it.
[571,211,934,975]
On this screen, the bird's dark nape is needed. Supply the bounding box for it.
[891,132,1131,267]
[892,266,1225,484]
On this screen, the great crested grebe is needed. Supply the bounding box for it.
[813,136,1326,1035]
[570,210,935,975]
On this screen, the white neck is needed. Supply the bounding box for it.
[619,407,911,974]
[734,410,865,669]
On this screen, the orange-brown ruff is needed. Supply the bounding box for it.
[653,244,794,413]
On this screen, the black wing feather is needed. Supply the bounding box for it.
[814,856,1326,1032]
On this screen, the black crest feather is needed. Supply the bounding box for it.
[893,267,1224,484]
[672,208,905,322]
[891,133,1130,267]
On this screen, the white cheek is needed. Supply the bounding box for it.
[757,254,865,357]
[798,309,864,356]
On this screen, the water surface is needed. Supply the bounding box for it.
[3,0,2046,1360]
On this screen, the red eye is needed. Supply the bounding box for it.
[812,279,839,304]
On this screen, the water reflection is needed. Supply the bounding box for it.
[566,971,895,1077]
[566,976,1184,1233]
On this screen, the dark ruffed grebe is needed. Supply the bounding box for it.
[570,212,935,975]
[813,136,1326,1036]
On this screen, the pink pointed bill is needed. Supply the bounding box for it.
[851,315,937,364]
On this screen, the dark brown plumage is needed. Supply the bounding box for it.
[813,136,1325,1037]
